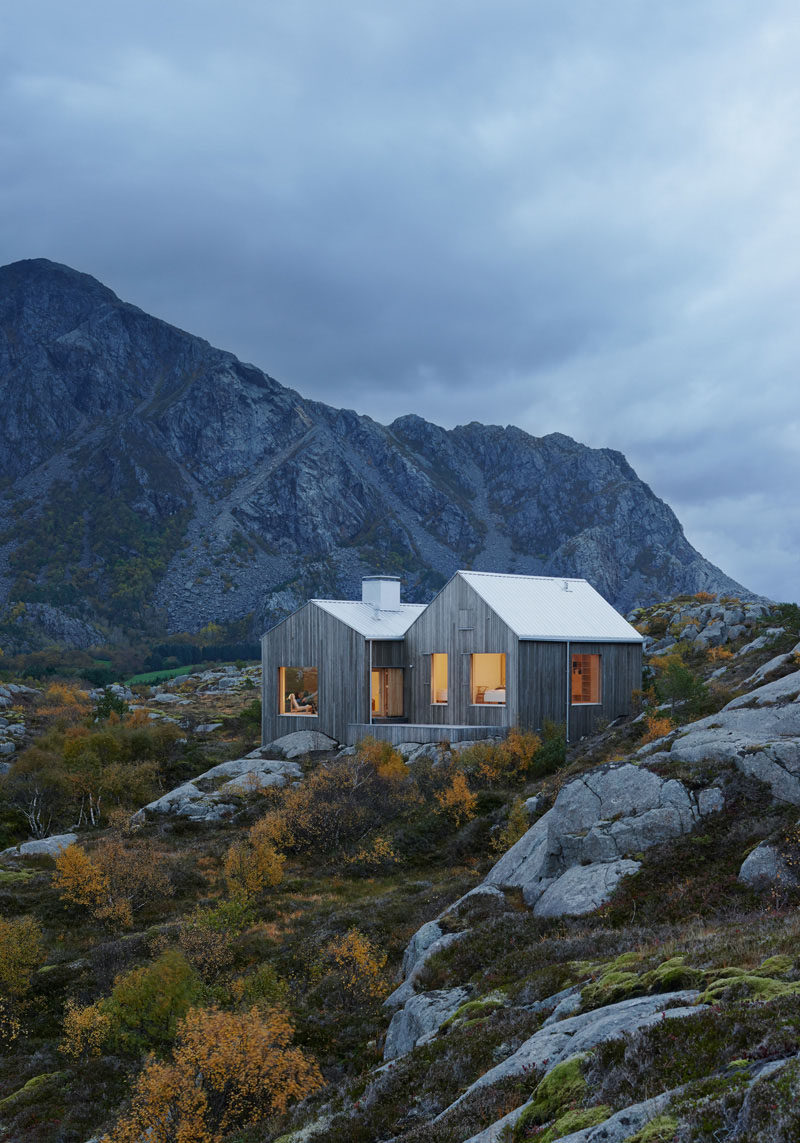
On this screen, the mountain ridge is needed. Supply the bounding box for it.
[0,258,752,650]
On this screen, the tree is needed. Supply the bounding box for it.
[102,1005,323,1143]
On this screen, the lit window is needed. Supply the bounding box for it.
[471,653,506,705]
[279,666,318,715]
[431,653,448,704]
[571,654,601,704]
[371,668,404,717]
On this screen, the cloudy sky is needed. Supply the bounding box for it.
[2,2,799,601]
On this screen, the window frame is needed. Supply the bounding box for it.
[571,653,602,706]
[470,652,507,706]
[278,665,319,717]
[431,652,448,705]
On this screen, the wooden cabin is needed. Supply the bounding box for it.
[261,571,643,746]
[261,576,425,746]
[403,571,643,744]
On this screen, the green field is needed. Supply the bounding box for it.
[124,663,208,686]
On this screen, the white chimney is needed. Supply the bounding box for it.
[361,576,401,611]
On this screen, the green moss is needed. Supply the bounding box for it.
[625,1115,679,1142]
[643,955,703,992]
[700,972,800,1004]
[533,1106,611,1142]
[0,1071,68,1110]
[759,954,794,974]
[0,868,34,884]
[581,969,641,1007]
[443,990,507,1028]
[512,1054,589,1135]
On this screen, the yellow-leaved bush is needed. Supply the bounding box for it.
[101,1005,323,1143]
[54,838,172,929]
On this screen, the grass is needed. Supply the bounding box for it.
[125,663,209,685]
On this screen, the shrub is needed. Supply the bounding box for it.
[436,771,478,825]
[310,928,389,1013]
[257,752,419,857]
[0,914,43,1000]
[62,950,203,1060]
[223,816,285,903]
[102,1005,323,1142]
[54,838,173,929]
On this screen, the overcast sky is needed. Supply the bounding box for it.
[2,1,798,601]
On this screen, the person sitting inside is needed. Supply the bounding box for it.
[288,692,315,714]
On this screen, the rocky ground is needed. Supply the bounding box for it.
[2,597,800,1142]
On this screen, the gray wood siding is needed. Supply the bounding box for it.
[261,603,367,745]
[568,641,642,739]
[517,639,642,739]
[405,575,516,727]
[371,641,406,668]
[516,641,568,730]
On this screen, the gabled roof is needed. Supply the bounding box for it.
[311,599,426,639]
[456,571,644,643]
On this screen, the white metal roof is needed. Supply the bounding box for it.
[312,599,427,639]
[456,571,643,642]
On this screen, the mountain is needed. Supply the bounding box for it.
[0,258,751,650]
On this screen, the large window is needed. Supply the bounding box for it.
[471,653,506,705]
[279,666,318,716]
[431,653,448,704]
[571,654,601,705]
[371,668,404,717]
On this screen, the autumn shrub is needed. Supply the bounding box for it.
[491,798,530,854]
[223,815,285,902]
[309,927,389,1013]
[101,1004,323,1143]
[455,724,564,786]
[639,712,675,745]
[54,837,173,928]
[0,914,44,1000]
[257,752,419,857]
[62,950,204,1060]
[344,834,400,876]
[435,770,478,825]
[176,907,239,982]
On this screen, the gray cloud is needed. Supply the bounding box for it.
[1,1,798,599]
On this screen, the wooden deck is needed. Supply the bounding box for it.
[347,722,509,745]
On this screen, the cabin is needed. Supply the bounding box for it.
[261,571,643,746]
[260,576,425,747]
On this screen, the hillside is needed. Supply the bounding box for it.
[1,596,799,1141]
[0,259,751,653]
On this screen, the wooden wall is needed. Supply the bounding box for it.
[517,639,642,740]
[404,575,517,728]
[261,604,368,745]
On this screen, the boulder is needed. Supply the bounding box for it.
[533,860,642,918]
[1,833,78,859]
[194,723,223,733]
[383,987,470,1060]
[437,991,703,1121]
[265,731,338,758]
[482,762,719,913]
[743,644,800,687]
[738,843,799,891]
[384,931,470,1012]
[133,757,302,821]
[663,672,800,804]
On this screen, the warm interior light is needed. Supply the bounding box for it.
[571,654,601,704]
[278,666,318,715]
[431,653,448,704]
[471,653,506,704]
[371,668,404,717]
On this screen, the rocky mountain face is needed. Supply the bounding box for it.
[0,259,751,649]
